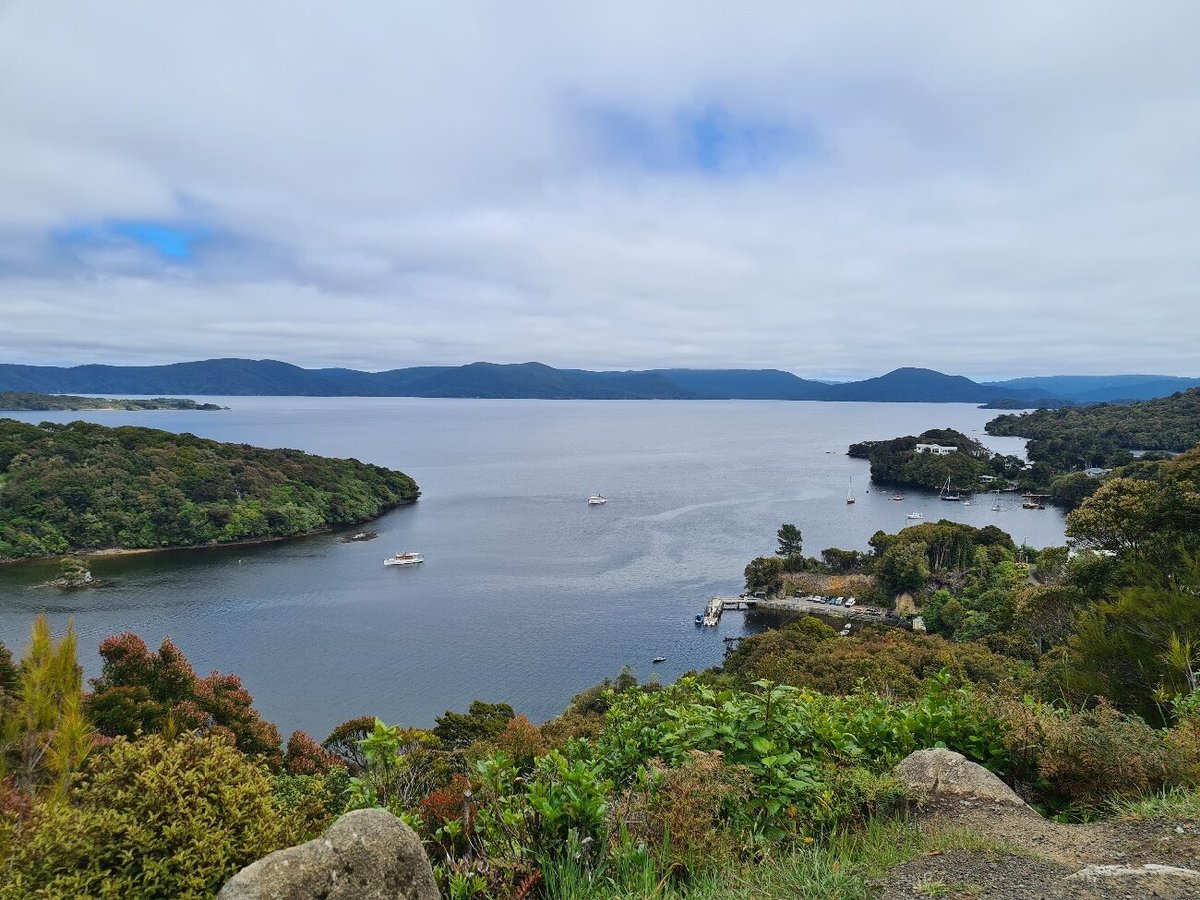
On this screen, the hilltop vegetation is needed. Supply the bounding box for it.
[0,419,418,560]
[848,428,1025,493]
[0,391,225,411]
[986,386,1200,472]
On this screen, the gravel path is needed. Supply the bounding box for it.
[878,798,1200,900]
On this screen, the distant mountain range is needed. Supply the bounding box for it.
[0,359,1196,405]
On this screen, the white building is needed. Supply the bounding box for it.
[914,443,957,455]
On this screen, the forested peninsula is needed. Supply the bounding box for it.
[847,428,1025,493]
[0,419,418,560]
[0,391,225,411]
[985,386,1200,471]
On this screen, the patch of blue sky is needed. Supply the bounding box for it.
[569,96,820,175]
[55,219,212,262]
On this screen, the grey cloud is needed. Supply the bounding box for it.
[1,1,1198,378]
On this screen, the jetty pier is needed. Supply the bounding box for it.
[696,594,905,629]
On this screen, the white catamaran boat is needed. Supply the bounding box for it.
[383,551,424,567]
[587,494,607,505]
[845,476,856,504]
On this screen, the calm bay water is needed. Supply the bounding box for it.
[0,399,1065,738]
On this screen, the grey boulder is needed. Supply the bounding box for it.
[895,748,1029,808]
[218,808,439,900]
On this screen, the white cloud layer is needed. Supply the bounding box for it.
[1,1,1198,378]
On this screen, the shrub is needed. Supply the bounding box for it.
[1,733,303,899]
[283,729,339,775]
[608,750,751,877]
[989,696,1200,814]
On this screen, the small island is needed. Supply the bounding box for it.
[847,428,1025,495]
[0,419,419,561]
[0,391,227,411]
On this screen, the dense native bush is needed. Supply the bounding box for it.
[986,695,1200,814]
[0,418,419,559]
[1,733,303,900]
[986,387,1200,475]
[608,750,752,877]
[86,632,283,766]
[592,675,1010,836]
[724,617,1030,698]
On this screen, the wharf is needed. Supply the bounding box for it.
[696,594,905,630]
[698,595,749,626]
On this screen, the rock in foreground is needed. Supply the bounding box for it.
[896,748,1029,808]
[217,808,438,900]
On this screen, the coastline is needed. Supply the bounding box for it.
[0,498,417,568]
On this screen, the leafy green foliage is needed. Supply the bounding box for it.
[848,429,1019,493]
[987,387,1200,473]
[345,718,450,816]
[594,675,1009,839]
[0,733,302,899]
[0,418,418,559]
[724,618,1028,698]
[744,555,785,594]
[1066,444,1200,569]
[1066,556,1200,721]
[433,700,516,750]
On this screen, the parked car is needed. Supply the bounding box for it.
[844,598,856,607]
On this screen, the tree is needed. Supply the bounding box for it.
[1015,584,1084,654]
[821,547,867,572]
[321,715,375,774]
[875,541,930,597]
[743,556,785,595]
[432,700,515,750]
[0,616,94,801]
[776,524,803,557]
[283,730,340,775]
[1066,555,1200,721]
[346,719,446,813]
[86,633,282,767]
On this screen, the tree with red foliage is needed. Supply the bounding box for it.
[86,632,282,767]
[283,730,339,775]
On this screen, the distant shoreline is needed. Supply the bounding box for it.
[0,501,417,568]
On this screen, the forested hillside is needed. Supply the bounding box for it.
[0,419,418,559]
[986,387,1200,471]
[847,428,1025,492]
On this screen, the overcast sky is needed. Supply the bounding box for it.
[1,2,1198,380]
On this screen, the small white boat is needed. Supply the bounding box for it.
[383,551,424,567]
[906,512,923,520]
[587,494,607,505]
[652,656,666,663]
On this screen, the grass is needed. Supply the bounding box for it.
[537,816,1025,900]
[1112,785,1200,821]
[913,878,981,898]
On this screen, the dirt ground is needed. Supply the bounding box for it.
[879,798,1200,900]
